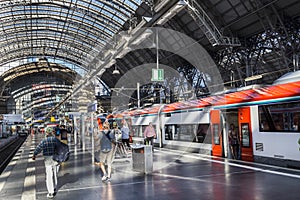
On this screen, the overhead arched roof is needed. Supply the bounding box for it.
[0,60,77,97]
[0,0,142,69]
[0,0,299,110]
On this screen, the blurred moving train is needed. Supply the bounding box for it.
[99,72,300,168]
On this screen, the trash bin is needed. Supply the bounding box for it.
[131,144,153,174]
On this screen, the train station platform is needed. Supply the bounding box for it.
[1,134,300,200]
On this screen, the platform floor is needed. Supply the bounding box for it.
[1,134,300,200]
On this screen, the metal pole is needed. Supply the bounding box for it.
[137,82,140,108]
[81,114,85,150]
[91,112,94,164]
[74,115,78,145]
[156,28,159,69]
[157,104,165,148]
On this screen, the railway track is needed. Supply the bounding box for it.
[0,136,27,174]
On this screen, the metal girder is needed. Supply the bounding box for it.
[214,14,300,87]
[185,0,241,47]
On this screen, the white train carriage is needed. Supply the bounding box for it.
[161,105,211,154]
[107,72,300,168]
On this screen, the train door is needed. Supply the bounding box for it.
[221,109,239,159]
[210,110,222,156]
[238,107,254,161]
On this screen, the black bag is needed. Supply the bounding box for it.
[53,141,70,163]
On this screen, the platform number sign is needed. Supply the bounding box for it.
[151,69,164,81]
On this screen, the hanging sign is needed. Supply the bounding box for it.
[151,69,164,81]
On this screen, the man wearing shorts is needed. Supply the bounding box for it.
[96,122,116,182]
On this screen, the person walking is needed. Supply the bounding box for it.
[32,127,60,199]
[54,124,61,140]
[96,122,116,182]
[144,122,156,151]
[112,122,127,156]
[121,122,131,149]
[228,123,239,159]
[60,125,68,144]
[112,122,122,142]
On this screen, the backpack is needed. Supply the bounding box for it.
[53,141,70,163]
[100,130,113,153]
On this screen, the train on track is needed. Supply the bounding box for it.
[98,71,300,168]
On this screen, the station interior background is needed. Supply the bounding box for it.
[0,0,299,128]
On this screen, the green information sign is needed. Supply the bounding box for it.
[151,69,164,81]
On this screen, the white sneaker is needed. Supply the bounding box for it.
[102,175,108,182]
[47,193,54,199]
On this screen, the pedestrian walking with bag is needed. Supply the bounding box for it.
[95,122,116,182]
[32,127,60,199]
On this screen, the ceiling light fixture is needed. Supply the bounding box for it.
[112,66,120,75]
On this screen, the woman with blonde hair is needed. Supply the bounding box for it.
[121,121,130,149]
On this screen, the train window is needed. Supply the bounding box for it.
[165,125,173,140]
[195,124,209,143]
[173,125,194,142]
[241,123,250,147]
[259,101,300,132]
[166,124,209,143]
[165,113,171,117]
[212,124,220,145]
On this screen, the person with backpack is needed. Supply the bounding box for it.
[32,127,60,199]
[95,122,116,182]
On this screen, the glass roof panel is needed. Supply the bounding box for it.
[0,0,142,71]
